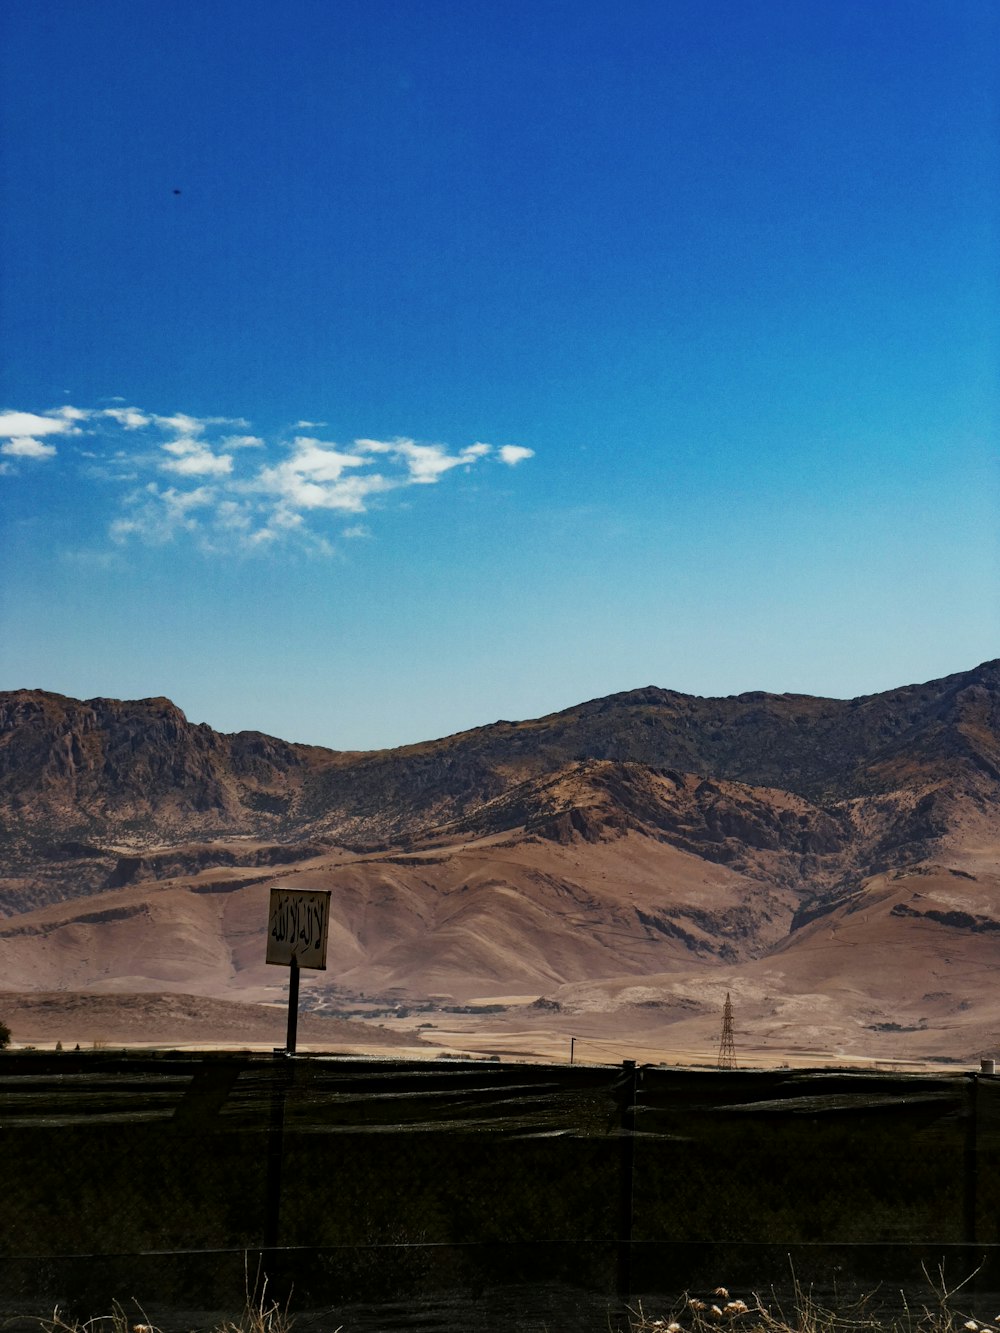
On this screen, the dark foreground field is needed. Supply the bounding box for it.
[2,1051,998,1332]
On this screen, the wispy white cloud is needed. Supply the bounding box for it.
[400,440,468,484]
[215,499,252,529]
[499,444,535,465]
[1,401,536,554]
[354,436,497,484]
[160,438,234,477]
[221,434,264,449]
[110,482,217,545]
[154,411,205,436]
[0,410,81,443]
[1,436,59,459]
[252,438,380,514]
[100,407,150,429]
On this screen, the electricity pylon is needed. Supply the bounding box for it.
[717,991,736,1069]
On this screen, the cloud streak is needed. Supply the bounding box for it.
[0,408,82,465]
[1,401,535,554]
[1,436,59,459]
[0,409,82,439]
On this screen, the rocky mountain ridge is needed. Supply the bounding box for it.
[3,658,998,846]
[1,665,999,1060]
[1,662,997,946]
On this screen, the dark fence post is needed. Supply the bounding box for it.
[617,1059,638,1304]
[964,1071,978,1246]
[285,956,300,1054]
[264,1054,292,1249]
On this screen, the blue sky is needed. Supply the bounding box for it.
[1,0,997,750]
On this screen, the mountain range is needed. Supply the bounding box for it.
[1,661,998,1065]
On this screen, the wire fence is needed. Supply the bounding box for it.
[1,1051,997,1329]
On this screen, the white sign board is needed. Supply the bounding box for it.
[266,887,331,970]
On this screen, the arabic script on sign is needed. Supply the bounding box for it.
[266,887,331,970]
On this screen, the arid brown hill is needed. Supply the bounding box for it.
[1,660,998,915]
[2,665,1000,1062]
[3,660,999,828]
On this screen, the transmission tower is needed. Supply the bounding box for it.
[717,991,736,1069]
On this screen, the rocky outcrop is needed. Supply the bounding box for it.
[0,690,323,839]
[2,660,999,915]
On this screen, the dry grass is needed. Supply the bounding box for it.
[626,1265,1000,1333]
[42,1301,151,1333]
[33,1263,998,1333]
[38,1258,316,1333]
[39,1294,298,1333]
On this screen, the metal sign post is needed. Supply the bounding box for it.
[286,955,300,1053]
[266,886,331,1054]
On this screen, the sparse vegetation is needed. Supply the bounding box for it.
[0,1015,10,1049]
[625,1265,998,1333]
[28,1266,999,1333]
[40,1262,308,1333]
[43,1300,143,1333]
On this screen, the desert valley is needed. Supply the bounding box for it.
[1,661,998,1068]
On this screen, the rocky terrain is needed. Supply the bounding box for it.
[0,662,997,1063]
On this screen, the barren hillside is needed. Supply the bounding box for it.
[1,664,998,1063]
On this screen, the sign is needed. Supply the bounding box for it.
[266,887,331,970]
